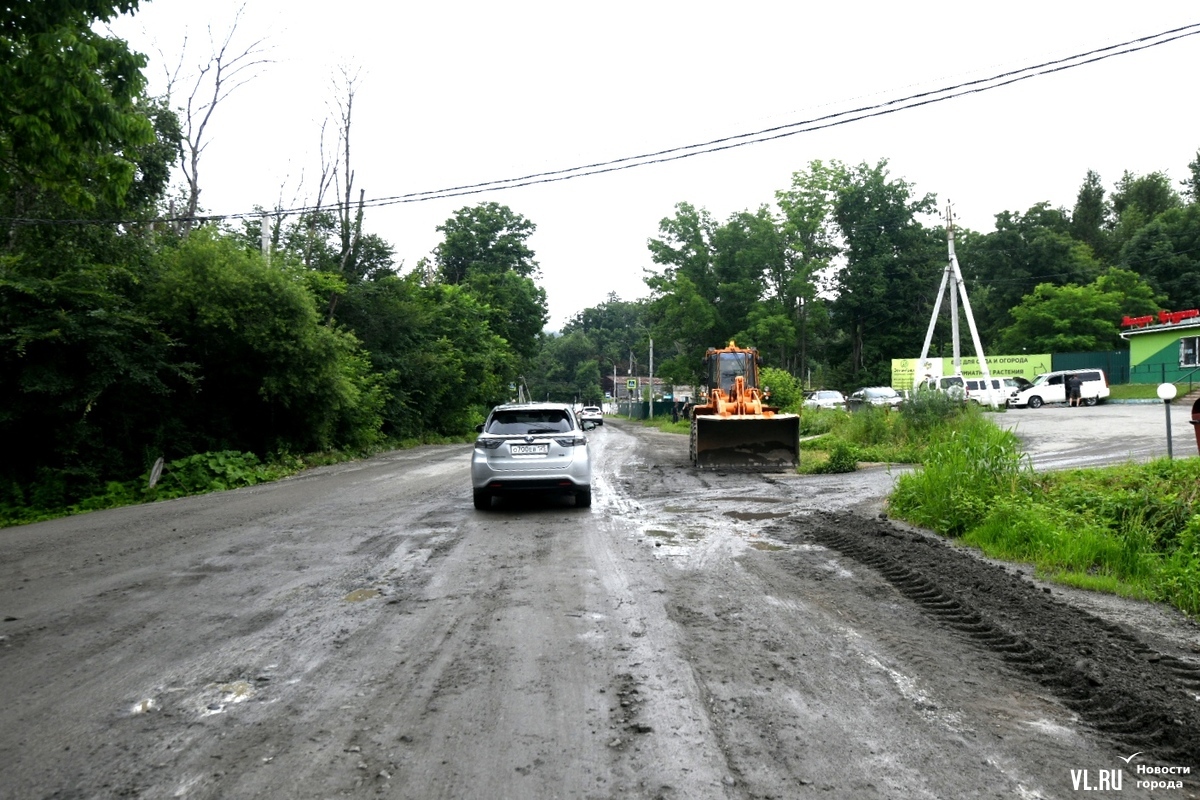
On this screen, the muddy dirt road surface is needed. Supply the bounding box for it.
[2,404,1199,799]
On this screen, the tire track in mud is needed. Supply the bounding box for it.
[791,511,1200,769]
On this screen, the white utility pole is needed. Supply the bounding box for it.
[916,204,996,407]
[648,339,654,420]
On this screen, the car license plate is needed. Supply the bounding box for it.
[510,444,548,455]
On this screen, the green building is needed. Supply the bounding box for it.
[1120,313,1200,384]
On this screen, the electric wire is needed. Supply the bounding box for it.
[3,22,1198,227]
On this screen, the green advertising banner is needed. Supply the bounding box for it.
[891,354,1052,389]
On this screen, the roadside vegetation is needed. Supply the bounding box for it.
[797,390,975,473]
[799,392,1200,618]
[0,433,474,528]
[889,426,1200,618]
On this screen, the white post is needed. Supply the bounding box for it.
[261,213,270,265]
[648,338,654,420]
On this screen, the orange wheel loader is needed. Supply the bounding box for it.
[688,342,800,470]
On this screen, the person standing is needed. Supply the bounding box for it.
[1067,374,1082,407]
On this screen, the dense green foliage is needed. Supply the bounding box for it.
[0,6,549,521]
[1,0,154,208]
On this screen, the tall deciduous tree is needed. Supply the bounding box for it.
[1109,170,1182,255]
[432,203,548,359]
[776,160,841,377]
[0,0,154,212]
[995,268,1162,354]
[1119,204,1200,310]
[435,202,538,283]
[164,5,271,231]
[645,202,788,383]
[1183,150,1200,205]
[561,294,650,395]
[828,160,941,385]
[958,203,1103,347]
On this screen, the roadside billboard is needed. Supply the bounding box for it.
[891,354,1052,389]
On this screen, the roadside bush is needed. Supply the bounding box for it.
[815,441,858,473]
[799,407,842,436]
[149,451,283,499]
[843,405,893,447]
[760,367,802,412]
[898,388,969,436]
[1158,515,1200,615]
[889,416,1028,535]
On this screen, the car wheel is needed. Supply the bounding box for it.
[472,489,492,510]
[1028,396,1043,409]
[1084,396,1097,407]
[576,487,592,508]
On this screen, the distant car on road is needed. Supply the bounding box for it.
[577,406,603,425]
[803,390,846,410]
[472,402,593,510]
[848,386,904,410]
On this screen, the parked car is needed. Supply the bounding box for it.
[577,406,603,425]
[803,390,846,410]
[847,386,904,410]
[1009,369,1110,408]
[471,402,593,510]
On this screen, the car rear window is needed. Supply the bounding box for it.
[487,411,573,435]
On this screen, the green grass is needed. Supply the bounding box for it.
[633,416,692,434]
[1108,382,1191,401]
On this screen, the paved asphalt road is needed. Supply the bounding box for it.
[996,398,1200,469]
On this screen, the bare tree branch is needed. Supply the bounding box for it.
[176,4,274,233]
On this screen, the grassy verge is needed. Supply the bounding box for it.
[889,428,1200,617]
[798,391,975,473]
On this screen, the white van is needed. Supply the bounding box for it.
[919,375,966,400]
[963,376,1020,407]
[1010,369,1110,408]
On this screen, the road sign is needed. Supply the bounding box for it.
[627,379,637,390]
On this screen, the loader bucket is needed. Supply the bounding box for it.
[690,414,800,470]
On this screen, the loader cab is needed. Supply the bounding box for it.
[706,349,760,395]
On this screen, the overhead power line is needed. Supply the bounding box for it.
[6,22,1199,228]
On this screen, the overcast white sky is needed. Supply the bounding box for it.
[109,1,1200,329]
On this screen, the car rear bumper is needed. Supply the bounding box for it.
[471,457,591,492]
[474,477,589,495]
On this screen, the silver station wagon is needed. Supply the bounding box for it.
[471,402,594,510]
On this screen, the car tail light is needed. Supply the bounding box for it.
[554,435,587,447]
[475,438,503,449]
